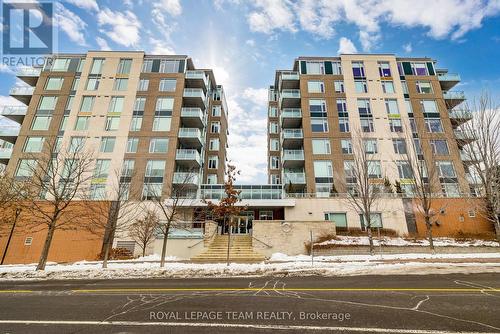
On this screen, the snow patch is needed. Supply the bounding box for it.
[315,236,499,248]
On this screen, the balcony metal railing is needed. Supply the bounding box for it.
[183,88,206,99]
[17,67,41,77]
[176,149,201,161]
[438,73,460,82]
[173,172,199,184]
[282,149,304,160]
[178,128,202,138]
[281,108,302,118]
[443,91,465,100]
[280,89,301,98]
[282,129,303,139]
[0,148,13,158]
[0,126,20,136]
[284,172,306,184]
[1,105,28,116]
[449,110,472,119]
[9,86,34,95]
[181,107,204,118]
[454,129,476,141]
[281,71,299,80]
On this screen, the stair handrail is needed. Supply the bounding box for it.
[188,223,218,249]
[251,235,273,248]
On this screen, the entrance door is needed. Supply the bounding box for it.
[232,211,254,234]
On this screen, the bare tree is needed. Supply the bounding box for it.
[20,139,94,270]
[338,130,383,255]
[459,92,500,242]
[148,170,198,267]
[204,164,245,265]
[129,210,159,257]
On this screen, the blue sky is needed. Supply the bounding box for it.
[1,0,500,183]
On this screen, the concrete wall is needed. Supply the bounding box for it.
[284,197,409,235]
[252,220,336,256]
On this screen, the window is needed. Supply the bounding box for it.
[389,119,403,132]
[307,81,324,93]
[105,116,120,131]
[336,99,347,113]
[24,237,33,246]
[159,79,177,92]
[71,77,80,91]
[153,116,171,132]
[80,96,95,112]
[352,61,365,77]
[90,58,104,75]
[393,139,407,154]
[208,156,219,169]
[142,184,163,200]
[360,118,374,132]
[341,139,352,154]
[145,160,166,177]
[117,59,132,74]
[51,58,70,71]
[69,136,85,152]
[416,81,433,94]
[153,98,173,132]
[259,211,273,220]
[311,118,328,132]
[344,160,355,181]
[468,210,476,218]
[90,184,106,200]
[65,96,74,111]
[23,137,45,152]
[368,161,382,178]
[207,174,217,184]
[108,97,125,113]
[354,80,368,93]
[378,62,391,77]
[325,212,347,228]
[357,99,371,115]
[126,138,139,153]
[141,59,153,72]
[381,81,395,93]
[86,77,99,90]
[411,62,428,76]
[156,97,174,112]
[305,61,324,74]
[16,159,36,177]
[424,118,443,133]
[45,77,63,90]
[309,99,327,116]
[364,139,378,154]
[313,160,333,178]
[405,99,413,113]
[401,80,409,94]
[436,161,456,178]
[212,121,221,133]
[385,99,399,115]
[334,80,344,93]
[130,116,142,131]
[213,106,222,117]
[149,138,169,153]
[360,213,382,230]
[59,115,69,132]
[339,118,350,132]
[430,140,449,155]
[270,139,279,151]
[209,138,220,151]
[421,100,438,113]
[409,118,417,133]
[113,78,128,91]
[138,79,149,91]
[38,96,58,111]
[31,115,52,130]
[397,161,413,179]
[413,138,423,155]
[159,59,182,73]
[121,160,135,177]
[270,156,279,169]
[270,174,280,185]
[100,137,116,153]
[442,183,460,197]
[312,139,331,154]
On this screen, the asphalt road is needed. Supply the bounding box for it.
[0,273,499,334]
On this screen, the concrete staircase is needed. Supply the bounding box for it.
[191,235,266,263]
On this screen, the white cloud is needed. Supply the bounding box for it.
[54,3,87,46]
[64,0,99,12]
[148,38,175,55]
[337,37,358,54]
[245,39,256,47]
[0,64,14,75]
[157,0,182,16]
[242,88,268,107]
[97,8,141,47]
[96,37,111,51]
[248,0,296,34]
[403,42,413,53]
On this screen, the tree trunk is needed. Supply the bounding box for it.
[102,241,111,269]
[426,216,435,253]
[366,226,374,255]
[1,209,20,265]
[102,201,119,269]
[142,247,146,257]
[36,220,57,271]
[494,216,500,245]
[226,216,232,266]
[160,224,170,268]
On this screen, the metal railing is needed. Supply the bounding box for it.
[282,149,304,160]
[280,71,299,80]
[17,66,41,77]
[449,110,472,119]
[454,129,477,141]
[1,105,28,115]
[281,129,303,139]
[176,149,201,161]
[443,91,465,100]
[185,70,208,86]
[0,126,20,136]
[438,73,460,81]
[280,89,301,98]
[173,172,200,184]
[181,107,204,118]
[283,172,306,184]
[178,128,202,138]
[183,88,206,99]
[281,108,302,118]
[9,86,34,95]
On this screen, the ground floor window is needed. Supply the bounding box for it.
[359,213,382,230]
[259,210,273,220]
[324,212,347,228]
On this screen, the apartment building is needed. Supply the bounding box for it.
[0,51,228,200]
[268,54,475,199]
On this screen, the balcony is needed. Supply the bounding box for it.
[173,172,200,187]
[0,148,13,165]
[185,70,208,91]
[449,110,472,126]
[281,129,303,149]
[183,88,206,109]
[175,149,202,167]
[280,108,302,128]
[454,129,476,146]
[443,91,466,109]
[460,151,477,164]
[465,173,480,184]
[0,126,20,144]
[282,149,305,167]
[0,105,28,124]
[181,107,205,128]
[283,172,306,184]
[280,71,300,90]
[9,86,34,105]
[279,89,301,109]
[437,71,460,91]
[178,128,203,149]
[16,66,41,86]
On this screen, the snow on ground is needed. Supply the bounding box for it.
[315,236,499,247]
[1,252,499,281]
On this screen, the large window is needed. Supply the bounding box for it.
[105,116,120,131]
[213,106,222,117]
[359,213,382,230]
[126,138,139,153]
[313,160,333,178]
[117,59,132,74]
[396,161,413,179]
[305,61,324,74]
[341,139,353,154]
[209,138,220,151]
[80,96,95,112]
[85,77,100,90]
[153,97,173,131]
[364,139,378,154]
[311,118,328,132]
[312,139,331,154]
[325,212,347,228]
[90,58,104,75]
[411,62,428,76]
[436,161,456,178]
[100,137,116,153]
[430,140,449,155]
[23,137,45,152]
[385,99,399,115]
[424,118,443,133]
[159,79,177,92]
[69,136,85,152]
[121,160,135,177]
[145,160,166,177]
[270,156,279,169]
[130,116,142,131]
[38,96,58,111]
[270,138,279,151]
[309,99,327,116]
[31,115,52,130]
[393,139,407,154]
[354,79,367,93]
[357,99,371,115]
[360,118,374,132]
[352,61,365,77]
[113,78,128,91]
[389,119,403,132]
[378,62,391,77]
[212,121,221,133]
[416,81,433,94]
[93,159,111,179]
[15,159,36,177]
[421,100,438,113]
[339,117,350,132]
[336,99,347,113]
[307,81,324,93]
[381,81,395,94]
[368,161,382,178]
[137,79,149,91]
[51,58,70,71]
[208,156,219,169]
[45,77,63,90]
[108,97,125,113]
[334,80,344,93]
[159,59,183,73]
[149,138,169,153]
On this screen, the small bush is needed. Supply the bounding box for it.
[97,247,133,260]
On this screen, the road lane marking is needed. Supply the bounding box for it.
[0,320,491,333]
[0,290,33,293]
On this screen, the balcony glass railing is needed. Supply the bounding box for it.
[449,110,472,119]
[282,149,304,160]
[183,88,206,99]
[443,91,465,100]
[178,128,202,138]
[281,71,299,80]
[181,107,204,118]
[173,172,199,184]
[176,149,201,161]
[200,185,283,200]
[281,108,302,118]
[438,73,460,81]
[185,70,208,86]
[284,172,306,184]
[280,89,301,98]
[17,67,41,77]
[454,129,476,140]
[1,105,28,115]
[282,129,303,139]
[0,126,20,136]
[9,87,34,95]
